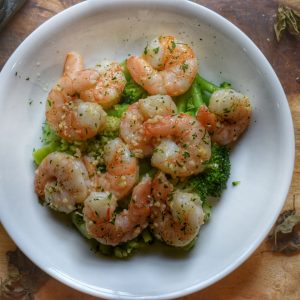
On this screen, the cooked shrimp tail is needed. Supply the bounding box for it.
[63,52,84,80]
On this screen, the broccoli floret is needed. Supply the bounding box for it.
[195,74,220,94]
[188,143,231,201]
[33,123,85,164]
[175,74,213,116]
[32,143,58,165]
[232,180,241,186]
[121,80,148,104]
[106,104,129,118]
[41,122,60,145]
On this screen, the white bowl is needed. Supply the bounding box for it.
[0,0,294,299]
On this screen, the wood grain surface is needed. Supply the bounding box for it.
[0,1,299,299]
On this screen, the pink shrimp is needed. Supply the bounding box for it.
[120,95,177,158]
[83,175,152,246]
[93,138,139,200]
[144,113,211,177]
[196,89,252,145]
[34,152,90,213]
[126,36,198,96]
[79,60,127,109]
[46,52,107,141]
[151,172,204,247]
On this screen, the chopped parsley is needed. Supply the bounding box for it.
[232,181,240,186]
[181,63,189,72]
[153,47,160,54]
[144,44,148,55]
[183,151,190,158]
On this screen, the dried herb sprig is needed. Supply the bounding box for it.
[0,249,48,299]
[274,5,300,41]
[268,196,300,254]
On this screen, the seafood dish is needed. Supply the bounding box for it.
[33,35,252,257]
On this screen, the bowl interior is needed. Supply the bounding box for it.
[0,0,294,299]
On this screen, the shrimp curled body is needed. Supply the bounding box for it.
[120,95,177,158]
[46,90,107,141]
[46,52,107,141]
[79,60,127,109]
[83,175,152,246]
[144,113,211,177]
[151,172,204,247]
[196,89,252,145]
[127,36,198,97]
[93,138,139,200]
[34,152,90,213]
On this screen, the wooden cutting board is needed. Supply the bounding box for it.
[0,0,299,299]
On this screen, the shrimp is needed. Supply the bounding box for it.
[46,52,107,141]
[144,113,211,177]
[150,172,204,247]
[34,152,90,213]
[93,138,139,200]
[56,52,100,99]
[83,175,152,246]
[196,89,252,145]
[46,90,107,141]
[120,95,177,158]
[57,54,126,108]
[126,36,198,96]
[79,60,127,109]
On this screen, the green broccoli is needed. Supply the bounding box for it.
[121,80,148,104]
[175,76,205,116]
[33,123,82,165]
[176,74,233,116]
[195,75,232,94]
[195,74,220,94]
[32,143,58,165]
[106,104,129,118]
[188,143,231,202]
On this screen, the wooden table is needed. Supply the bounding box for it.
[0,1,299,299]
